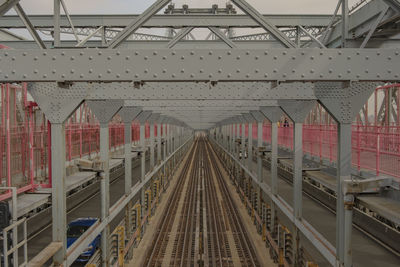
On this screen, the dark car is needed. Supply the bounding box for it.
[67,218,101,262]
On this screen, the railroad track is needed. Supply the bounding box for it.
[143,138,262,267]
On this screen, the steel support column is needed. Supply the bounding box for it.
[150,122,155,169]
[157,122,162,164]
[279,100,316,265]
[315,81,379,267]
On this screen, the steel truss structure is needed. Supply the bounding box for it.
[1,0,400,267]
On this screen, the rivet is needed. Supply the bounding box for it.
[52,69,56,74]
[89,69,93,73]
[377,74,381,77]
[98,51,102,55]
[200,56,204,60]
[116,51,121,56]
[89,56,93,60]
[347,56,351,60]
[190,51,195,55]
[209,74,213,78]
[80,74,84,78]
[144,56,148,60]
[236,69,240,73]
[70,69,75,73]
[273,56,277,60]
[71,56,75,60]
[144,69,148,73]
[153,74,157,78]
[200,69,204,73]
[255,56,259,60]
[162,56,167,60]
[172,51,176,55]
[347,69,351,73]
[11,57,15,61]
[135,74,139,78]
[320,52,324,55]
[98,74,102,78]
[23,74,27,78]
[172,74,176,78]
[264,51,268,55]
[107,69,112,73]
[23,52,27,56]
[34,69,38,74]
[218,56,222,60]
[301,74,305,78]
[4,75,8,78]
[246,74,250,78]
[377,52,381,56]
[162,69,167,73]
[292,56,296,60]
[125,69,130,73]
[255,69,259,73]
[218,69,222,73]
[236,56,240,60]
[283,51,287,55]
[365,56,369,60]
[209,51,213,55]
[62,74,65,78]
[301,51,305,55]
[320,74,324,78]
[388,69,392,73]
[34,56,38,61]
[292,69,296,73]
[227,74,232,78]
[125,56,130,60]
[264,73,268,77]
[310,56,314,60]
[107,56,112,60]
[329,69,333,73]
[365,69,369,73]
[190,73,195,77]
[4,53,8,56]
[135,52,139,56]
[153,51,158,56]
[282,73,287,78]
[338,51,342,55]
[388,57,392,60]
[181,69,185,73]
[11,70,15,74]
[273,69,277,73]
[80,52,84,56]
[181,56,185,60]
[329,56,333,60]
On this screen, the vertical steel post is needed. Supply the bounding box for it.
[139,122,146,233]
[53,0,60,46]
[51,123,67,265]
[270,122,278,233]
[248,122,253,172]
[157,123,162,164]
[337,123,352,264]
[124,123,132,193]
[341,0,349,48]
[344,194,354,267]
[150,122,155,170]
[293,122,303,219]
[241,123,246,164]
[100,123,110,267]
[257,122,263,183]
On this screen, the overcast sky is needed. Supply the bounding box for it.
[14,0,360,15]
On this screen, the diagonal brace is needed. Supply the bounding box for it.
[108,0,171,48]
[208,27,237,48]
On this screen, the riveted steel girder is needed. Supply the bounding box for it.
[1,49,399,82]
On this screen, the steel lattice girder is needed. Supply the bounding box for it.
[0,14,335,28]
[1,48,400,82]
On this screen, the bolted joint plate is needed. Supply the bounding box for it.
[86,99,123,124]
[119,106,142,123]
[136,110,152,124]
[279,99,316,123]
[28,82,88,123]
[315,81,381,124]
[260,106,284,123]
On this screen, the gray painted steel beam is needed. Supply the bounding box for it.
[1,49,398,82]
[0,14,336,28]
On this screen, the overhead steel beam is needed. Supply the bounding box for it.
[124,99,279,107]
[1,48,398,82]
[0,14,337,28]
[107,0,171,48]
[231,0,297,48]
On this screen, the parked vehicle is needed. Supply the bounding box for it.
[67,218,101,262]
